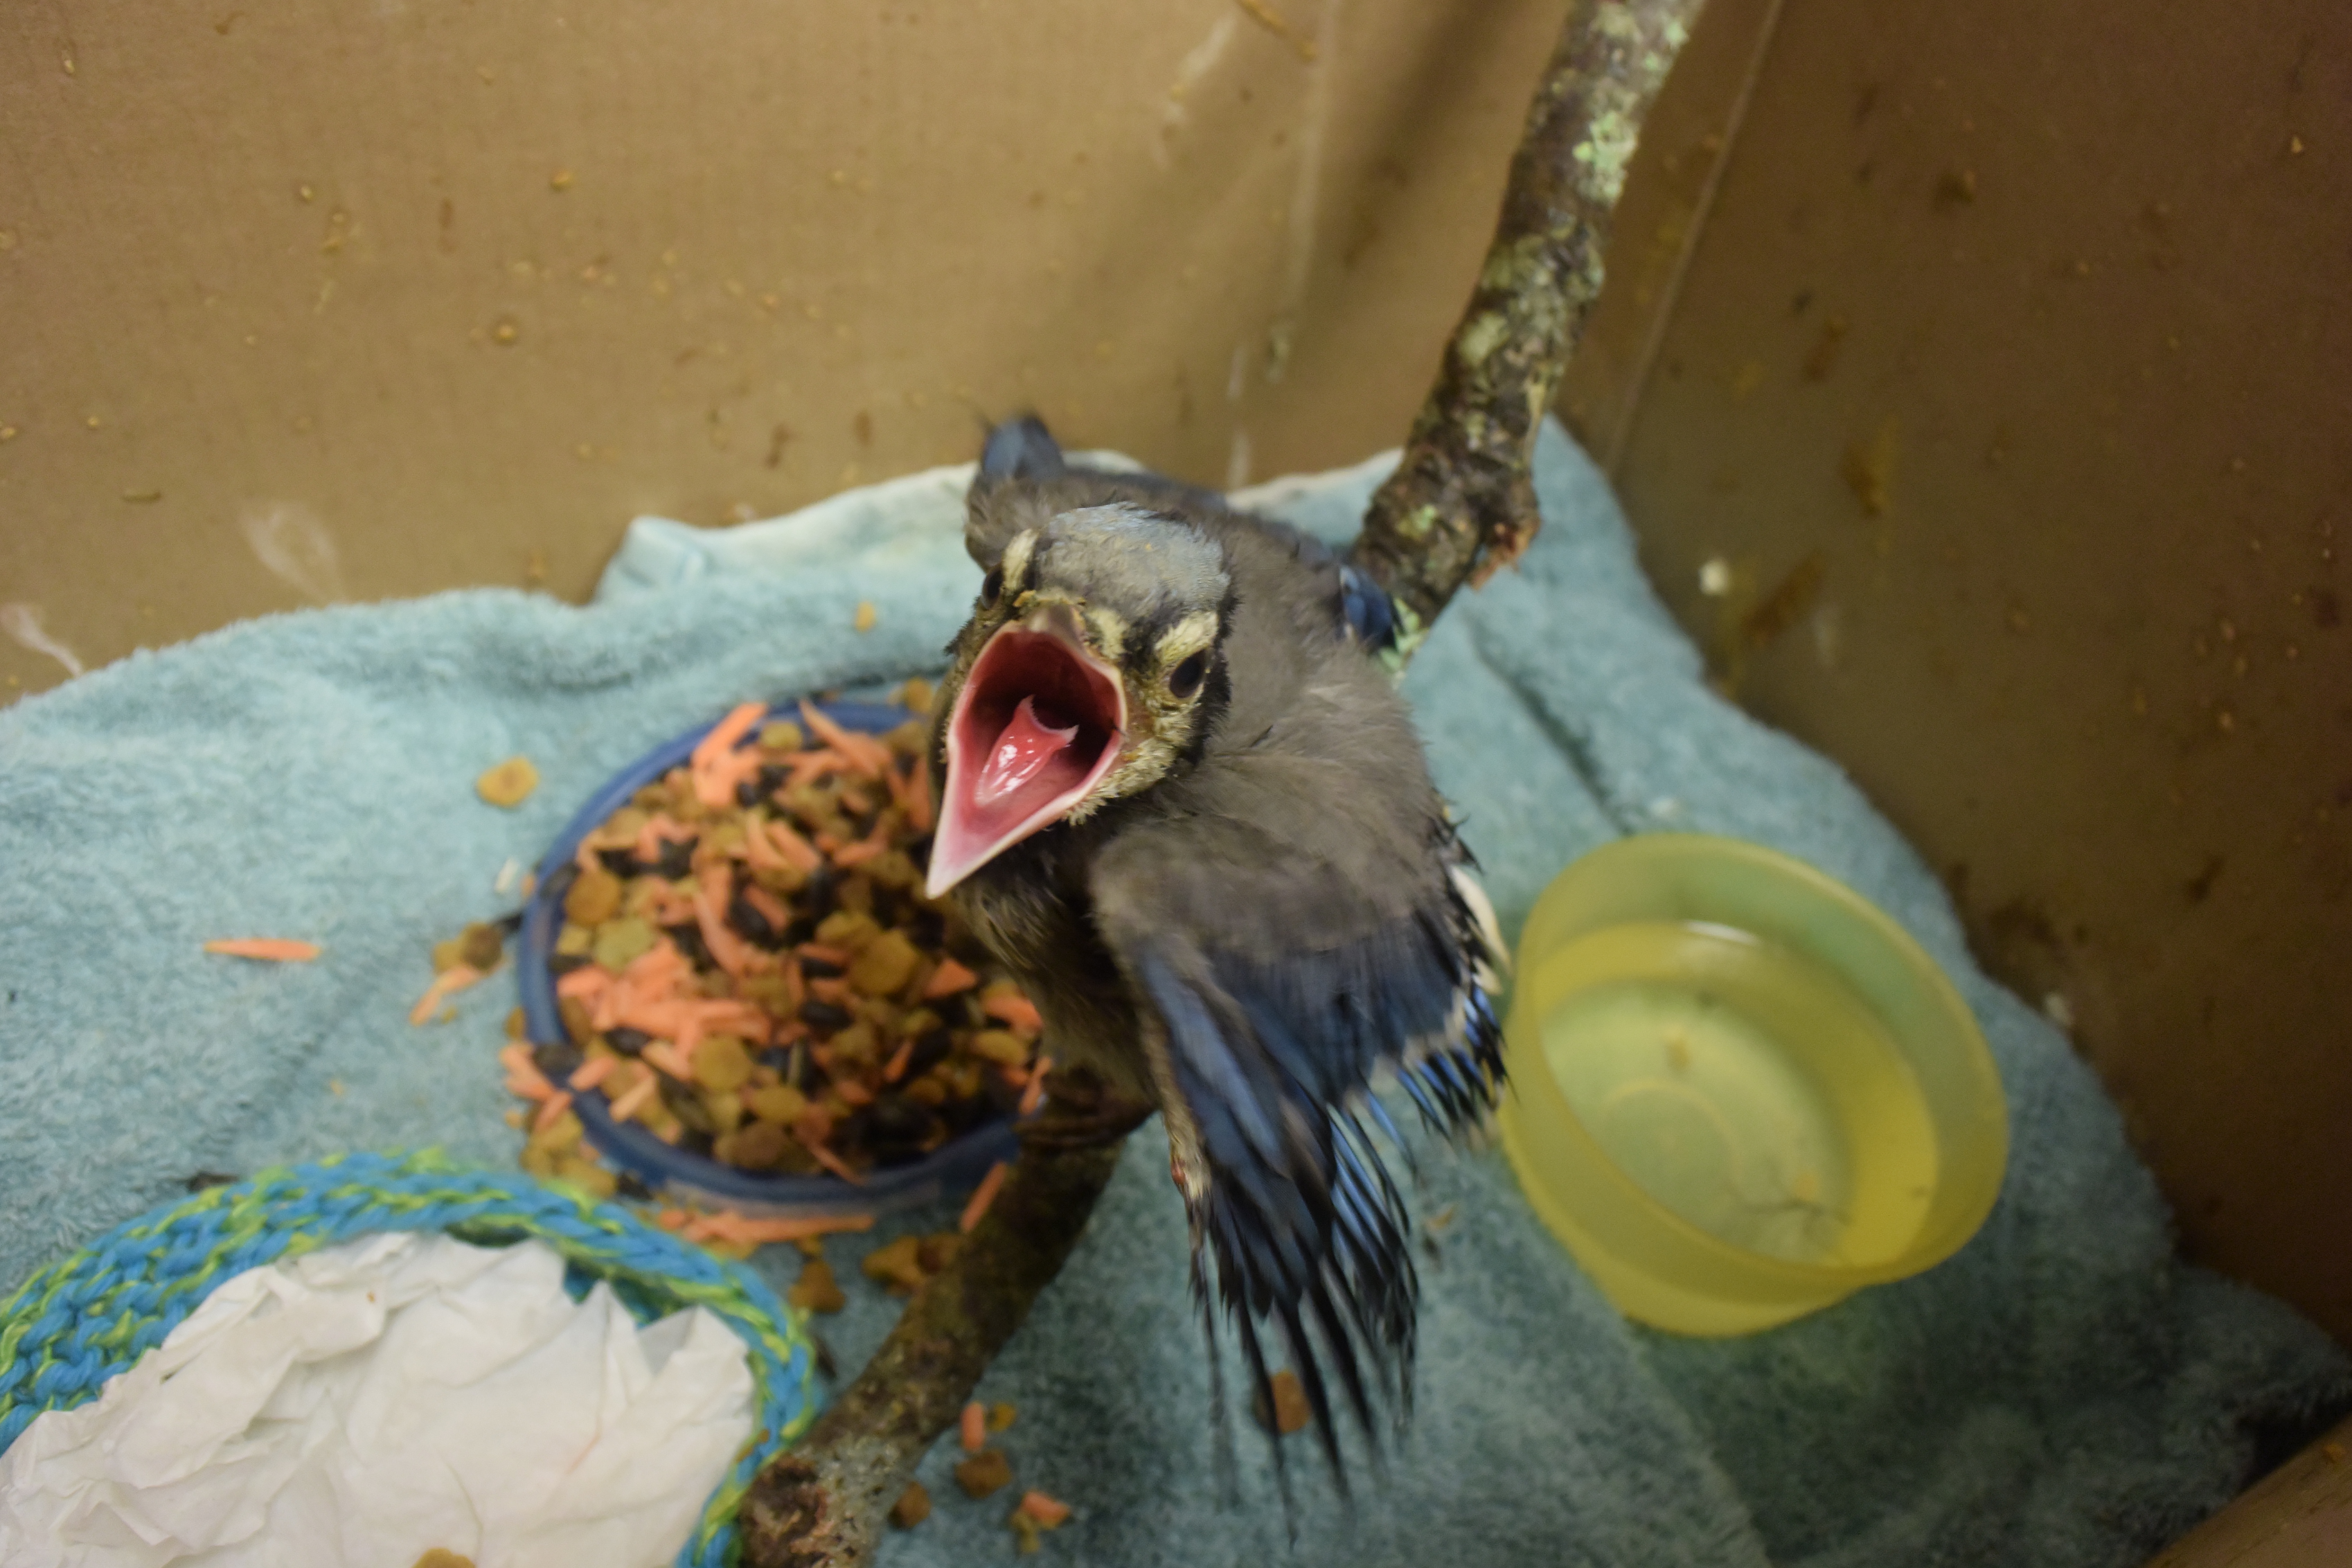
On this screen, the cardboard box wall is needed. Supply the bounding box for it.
[4,2,2347,1551]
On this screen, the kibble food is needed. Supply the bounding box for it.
[525,692,1047,1183]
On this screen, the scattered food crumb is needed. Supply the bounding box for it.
[861,1235,930,1295]
[432,922,505,974]
[853,600,878,633]
[1254,1369,1311,1435]
[1841,420,1898,515]
[787,1256,848,1314]
[961,1401,988,1452]
[960,1161,1010,1234]
[988,1401,1017,1433]
[954,1447,1013,1500]
[328,1078,345,1096]
[410,963,485,1025]
[889,1481,931,1528]
[203,937,321,962]
[1016,1490,1071,1528]
[476,755,540,806]
[411,1552,474,1568]
[2324,1441,2345,1465]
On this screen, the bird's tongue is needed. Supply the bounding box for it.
[928,628,1125,897]
[972,696,1082,809]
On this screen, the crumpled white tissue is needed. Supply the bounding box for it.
[0,1233,755,1568]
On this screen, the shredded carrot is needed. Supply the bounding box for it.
[654,1207,693,1231]
[797,942,854,967]
[633,812,695,866]
[799,700,892,779]
[689,1211,875,1245]
[959,1161,1010,1234]
[1018,1057,1054,1116]
[569,1055,618,1091]
[807,977,853,1007]
[807,1141,864,1184]
[203,937,321,962]
[834,1078,874,1107]
[642,1041,693,1080]
[694,864,753,978]
[983,992,1044,1038]
[960,1402,988,1453]
[499,1043,555,1100]
[691,702,770,807]
[607,1073,661,1123]
[410,963,484,1025]
[882,1038,913,1083]
[1016,1491,1071,1528]
[557,966,611,1002]
[922,957,979,999]
[831,838,886,868]
[763,817,824,873]
[784,747,845,790]
[532,1090,575,1133]
[739,882,790,936]
[904,752,934,833]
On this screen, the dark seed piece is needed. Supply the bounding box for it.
[531,1040,583,1079]
[184,1171,240,1192]
[615,1172,655,1202]
[903,1026,954,1079]
[735,777,763,807]
[649,837,698,879]
[798,999,855,1031]
[548,952,590,977]
[667,921,714,968]
[938,1094,994,1136]
[727,893,779,947]
[596,846,639,877]
[799,867,837,922]
[864,1093,934,1164]
[799,955,845,980]
[605,1026,652,1056]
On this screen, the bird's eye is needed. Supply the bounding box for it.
[1167,650,1209,699]
[980,566,1004,608]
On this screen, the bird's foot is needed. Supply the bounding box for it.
[1018,1065,1154,1152]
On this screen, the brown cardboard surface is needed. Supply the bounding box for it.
[1585,0,2352,1342]
[4,0,2347,1360]
[0,0,1568,694]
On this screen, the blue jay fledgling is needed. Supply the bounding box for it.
[925,417,1505,1482]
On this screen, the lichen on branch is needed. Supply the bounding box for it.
[1352,0,1707,644]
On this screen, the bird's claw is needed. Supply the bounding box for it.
[1018,1066,1154,1152]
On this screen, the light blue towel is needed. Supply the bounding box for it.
[2,424,2341,1568]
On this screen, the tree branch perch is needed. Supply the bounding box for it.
[1353,0,1708,645]
[739,6,1704,1561]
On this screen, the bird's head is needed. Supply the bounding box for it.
[927,502,1233,898]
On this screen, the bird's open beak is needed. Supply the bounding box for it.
[927,603,1127,898]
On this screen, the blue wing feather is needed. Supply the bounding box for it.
[1124,824,1503,1489]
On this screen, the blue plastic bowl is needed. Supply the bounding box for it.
[517,697,1021,1219]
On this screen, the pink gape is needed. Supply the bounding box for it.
[927,621,1125,898]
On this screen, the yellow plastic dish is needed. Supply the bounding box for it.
[1497,834,2007,1336]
